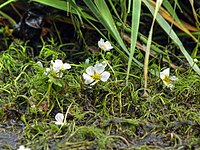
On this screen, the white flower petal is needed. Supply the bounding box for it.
[83,73,89,80]
[194,58,198,63]
[55,121,65,126]
[63,63,71,70]
[98,38,113,51]
[85,58,90,65]
[94,63,106,74]
[83,73,94,84]
[98,38,104,48]
[160,68,170,80]
[17,145,31,150]
[55,113,64,122]
[86,66,95,75]
[36,61,43,67]
[51,60,63,73]
[101,61,107,68]
[52,65,61,73]
[54,59,63,65]
[17,145,26,150]
[100,71,110,82]
[54,113,65,125]
[44,68,51,75]
[50,60,54,64]
[170,76,178,81]
[104,41,113,51]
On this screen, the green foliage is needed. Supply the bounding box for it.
[0,0,200,149]
[31,0,200,78]
[0,41,199,149]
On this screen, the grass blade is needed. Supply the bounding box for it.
[32,0,95,21]
[143,0,163,91]
[126,0,142,83]
[143,0,200,75]
[84,0,128,54]
[0,0,16,9]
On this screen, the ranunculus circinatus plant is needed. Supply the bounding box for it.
[83,61,110,86]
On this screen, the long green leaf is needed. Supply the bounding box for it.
[82,0,144,69]
[162,0,197,42]
[32,0,95,21]
[144,0,163,90]
[143,0,200,75]
[33,0,144,69]
[126,0,142,83]
[0,0,16,9]
[32,0,67,10]
[0,11,16,26]
[84,0,129,54]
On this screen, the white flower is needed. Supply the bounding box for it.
[44,67,51,75]
[44,59,71,78]
[54,113,65,126]
[83,61,110,85]
[51,59,71,73]
[36,61,43,67]
[98,38,113,51]
[160,68,178,88]
[85,58,90,65]
[17,145,31,150]
[194,58,198,63]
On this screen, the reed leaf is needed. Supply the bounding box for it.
[143,0,163,91]
[0,0,16,9]
[126,0,142,83]
[143,0,200,75]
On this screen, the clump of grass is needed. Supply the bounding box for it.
[0,38,200,149]
[0,0,200,149]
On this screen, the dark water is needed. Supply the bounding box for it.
[0,121,21,150]
[0,126,20,150]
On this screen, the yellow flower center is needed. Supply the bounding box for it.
[92,73,101,81]
[101,44,107,50]
[60,66,65,71]
[163,75,171,85]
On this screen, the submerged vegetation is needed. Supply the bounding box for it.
[0,0,200,149]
